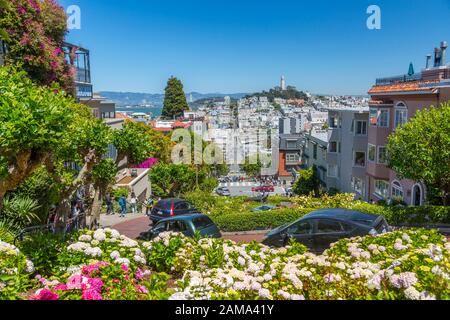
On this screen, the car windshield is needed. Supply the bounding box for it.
[193,217,214,230]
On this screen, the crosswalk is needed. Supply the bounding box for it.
[219,182,258,187]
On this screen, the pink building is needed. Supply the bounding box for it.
[366,41,450,205]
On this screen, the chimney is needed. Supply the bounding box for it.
[441,41,448,66]
[434,47,442,67]
[426,54,432,69]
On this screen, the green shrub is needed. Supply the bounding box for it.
[211,208,312,232]
[112,188,129,199]
[17,232,67,277]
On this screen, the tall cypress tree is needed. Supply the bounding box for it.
[162,76,189,119]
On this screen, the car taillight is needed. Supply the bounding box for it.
[170,203,175,216]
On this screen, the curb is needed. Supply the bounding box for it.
[221,230,270,236]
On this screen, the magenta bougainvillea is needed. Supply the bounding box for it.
[0,0,75,94]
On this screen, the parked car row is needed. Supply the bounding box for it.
[141,198,392,253]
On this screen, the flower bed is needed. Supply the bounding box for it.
[0,241,35,300]
[30,262,171,300]
[56,228,147,274]
[1,228,448,300]
[169,229,449,300]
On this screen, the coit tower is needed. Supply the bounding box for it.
[281,75,286,91]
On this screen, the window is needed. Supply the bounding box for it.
[329,142,338,153]
[377,146,387,164]
[351,177,365,196]
[370,109,378,126]
[378,110,389,128]
[370,109,389,128]
[317,220,344,233]
[375,180,389,199]
[354,151,366,167]
[287,221,313,235]
[327,164,338,178]
[355,121,367,135]
[193,217,214,230]
[395,103,408,129]
[168,221,187,232]
[286,153,298,162]
[313,144,318,160]
[287,140,297,149]
[368,144,376,162]
[330,116,340,128]
[392,181,404,199]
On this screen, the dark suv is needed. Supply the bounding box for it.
[262,208,390,253]
[149,198,199,224]
[138,214,222,240]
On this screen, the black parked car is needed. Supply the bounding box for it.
[262,209,390,253]
[149,198,199,224]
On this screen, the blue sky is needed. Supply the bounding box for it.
[60,0,450,95]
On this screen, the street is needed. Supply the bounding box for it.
[218,182,286,197]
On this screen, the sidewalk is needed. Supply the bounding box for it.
[100,211,146,228]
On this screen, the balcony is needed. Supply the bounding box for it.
[63,42,93,99]
[375,73,422,86]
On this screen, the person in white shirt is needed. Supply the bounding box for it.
[130,192,137,214]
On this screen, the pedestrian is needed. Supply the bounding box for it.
[118,195,127,218]
[106,193,114,215]
[130,192,137,214]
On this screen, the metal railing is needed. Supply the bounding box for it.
[13,213,87,246]
[375,73,422,85]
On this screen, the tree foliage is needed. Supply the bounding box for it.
[241,155,262,177]
[246,86,309,103]
[162,76,189,119]
[0,67,74,202]
[387,102,450,205]
[292,166,320,197]
[149,163,208,198]
[0,0,74,93]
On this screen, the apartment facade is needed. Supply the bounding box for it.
[326,107,369,199]
[367,41,450,205]
[301,127,329,187]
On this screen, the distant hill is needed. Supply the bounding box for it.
[246,86,309,102]
[100,91,248,107]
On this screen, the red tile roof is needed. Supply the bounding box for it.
[116,113,133,121]
[368,80,440,94]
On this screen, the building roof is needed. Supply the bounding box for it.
[368,80,440,94]
[116,113,133,120]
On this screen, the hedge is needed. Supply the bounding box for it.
[211,205,450,232]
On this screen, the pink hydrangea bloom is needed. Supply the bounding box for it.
[54,284,68,291]
[32,289,59,300]
[121,264,129,273]
[82,289,103,301]
[67,274,83,290]
[17,6,27,14]
[135,285,149,294]
[88,278,104,291]
[135,268,144,281]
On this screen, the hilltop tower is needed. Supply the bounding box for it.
[281,75,286,91]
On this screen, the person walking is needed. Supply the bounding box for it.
[106,193,114,215]
[118,195,127,218]
[130,192,137,214]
